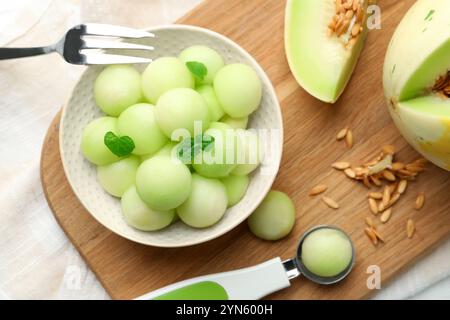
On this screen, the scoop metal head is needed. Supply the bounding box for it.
[284,225,356,285]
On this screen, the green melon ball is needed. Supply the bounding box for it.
[81,117,121,165]
[155,88,210,139]
[141,57,194,104]
[220,115,249,129]
[94,65,143,116]
[214,63,262,118]
[196,85,225,122]
[97,155,140,197]
[117,103,168,156]
[136,155,192,210]
[192,124,237,178]
[232,130,261,176]
[301,228,353,278]
[121,186,175,231]
[177,174,228,228]
[179,45,225,85]
[248,190,296,241]
[221,175,250,207]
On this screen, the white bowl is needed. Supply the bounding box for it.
[60,25,283,247]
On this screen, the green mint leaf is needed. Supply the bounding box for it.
[186,61,207,81]
[104,131,135,157]
[177,134,215,162]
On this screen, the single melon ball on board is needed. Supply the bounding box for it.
[179,45,225,85]
[214,63,262,118]
[155,88,210,139]
[121,186,175,231]
[141,57,194,104]
[94,65,143,116]
[117,103,168,156]
[81,117,121,165]
[248,191,296,241]
[136,155,192,211]
[177,174,228,228]
[97,155,140,197]
[300,228,353,278]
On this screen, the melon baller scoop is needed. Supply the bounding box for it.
[136,225,356,300]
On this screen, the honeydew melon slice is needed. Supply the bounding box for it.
[383,0,450,171]
[285,0,371,103]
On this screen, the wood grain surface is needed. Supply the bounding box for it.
[41,0,450,299]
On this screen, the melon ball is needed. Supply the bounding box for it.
[301,228,353,278]
[177,174,228,228]
[232,130,261,176]
[136,155,192,210]
[94,65,143,116]
[192,124,237,178]
[208,121,231,131]
[155,88,210,139]
[196,85,225,122]
[81,117,121,165]
[221,175,250,207]
[179,45,225,85]
[220,115,248,129]
[121,186,175,231]
[141,57,194,104]
[97,155,140,197]
[248,191,296,241]
[214,63,262,118]
[117,103,168,156]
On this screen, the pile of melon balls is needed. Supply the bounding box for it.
[80,45,295,240]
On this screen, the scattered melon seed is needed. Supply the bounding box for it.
[380,208,392,223]
[309,184,328,196]
[415,192,425,210]
[344,168,356,179]
[365,227,378,246]
[332,161,351,170]
[336,127,349,140]
[322,196,340,209]
[382,170,396,182]
[382,186,391,207]
[398,179,408,194]
[346,130,354,148]
[369,198,378,215]
[368,192,383,200]
[365,217,374,228]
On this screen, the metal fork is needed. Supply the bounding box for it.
[0,23,154,65]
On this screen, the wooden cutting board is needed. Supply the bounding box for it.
[41,0,450,299]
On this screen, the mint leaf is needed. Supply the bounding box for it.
[104,131,135,157]
[177,134,215,162]
[186,61,207,81]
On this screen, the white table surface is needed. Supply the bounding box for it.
[0,0,449,300]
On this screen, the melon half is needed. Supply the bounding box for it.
[285,0,373,103]
[383,0,450,170]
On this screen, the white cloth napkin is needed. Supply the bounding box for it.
[0,0,448,300]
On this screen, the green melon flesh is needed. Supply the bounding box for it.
[398,96,450,118]
[285,0,369,103]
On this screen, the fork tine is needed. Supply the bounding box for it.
[82,52,152,65]
[82,39,154,51]
[82,23,155,38]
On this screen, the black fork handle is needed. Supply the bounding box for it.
[0,47,53,60]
